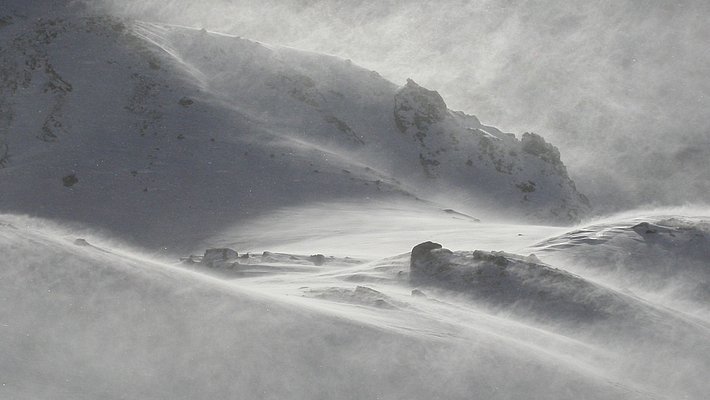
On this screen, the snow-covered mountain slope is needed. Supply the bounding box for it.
[0,8,588,251]
[4,213,709,400]
[530,213,710,320]
[0,12,409,251]
[131,21,589,222]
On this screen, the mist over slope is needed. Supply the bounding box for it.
[89,0,710,210]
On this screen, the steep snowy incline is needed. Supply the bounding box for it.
[0,11,588,252]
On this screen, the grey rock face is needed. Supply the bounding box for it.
[393,79,590,224]
[394,79,448,134]
[202,248,239,267]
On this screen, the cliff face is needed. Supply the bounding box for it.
[393,79,590,223]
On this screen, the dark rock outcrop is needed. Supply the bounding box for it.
[409,241,645,325]
[202,248,239,267]
[394,79,448,134]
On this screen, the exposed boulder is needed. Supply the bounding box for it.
[62,173,78,187]
[202,248,239,267]
[410,241,447,283]
[309,254,326,266]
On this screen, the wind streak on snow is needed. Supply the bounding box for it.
[130,21,210,88]
[203,200,566,259]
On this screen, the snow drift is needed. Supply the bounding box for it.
[0,214,667,400]
[532,214,710,319]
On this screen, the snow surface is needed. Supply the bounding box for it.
[2,210,709,399]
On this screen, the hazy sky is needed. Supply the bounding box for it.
[88,0,710,211]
